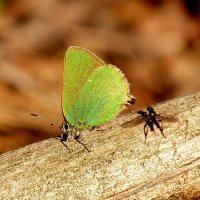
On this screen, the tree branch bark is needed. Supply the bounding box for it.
[0,92,200,199]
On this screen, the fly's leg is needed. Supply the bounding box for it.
[144,123,149,142]
[155,118,166,138]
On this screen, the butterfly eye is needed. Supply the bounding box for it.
[64,124,69,130]
[60,122,69,133]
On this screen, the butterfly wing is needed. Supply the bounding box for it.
[62,46,105,125]
[72,65,131,129]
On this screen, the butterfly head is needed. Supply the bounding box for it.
[60,122,69,133]
[55,122,70,142]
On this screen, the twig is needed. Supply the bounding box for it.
[0,92,199,200]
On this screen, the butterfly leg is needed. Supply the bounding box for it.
[74,135,90,152]
[55,134,71,152]
[60,141,71,152]
[91,126,104,132]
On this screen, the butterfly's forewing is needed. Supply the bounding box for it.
[62,46,104,125]
[73,65,130,129]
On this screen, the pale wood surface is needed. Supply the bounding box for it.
[0,92,200,200]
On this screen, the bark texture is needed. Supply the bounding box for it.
[0,92,200,200]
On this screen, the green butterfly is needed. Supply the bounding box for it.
[57,46,135,151]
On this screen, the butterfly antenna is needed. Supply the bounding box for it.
[30,113,61,126]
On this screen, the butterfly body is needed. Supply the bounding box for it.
[57,121,90,152]
[58,46,135,150]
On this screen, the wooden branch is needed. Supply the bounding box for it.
[0,92,200,199]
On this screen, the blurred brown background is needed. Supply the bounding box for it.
[0,0,199,153]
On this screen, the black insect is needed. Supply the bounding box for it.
[122,106,178,141]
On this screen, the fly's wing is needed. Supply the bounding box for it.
[72,65,131,129]
[62,46,105,125]
[137,110,148,116]
[121,117,145,128]
[159,115,178,123]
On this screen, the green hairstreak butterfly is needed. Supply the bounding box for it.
[34,46,135,152]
